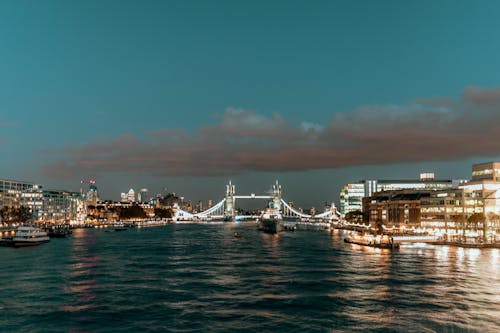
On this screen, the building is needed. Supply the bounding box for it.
[0,179,37,208]
[363,162,500,243]
[364,190,431,230]
[127,189,135,203]
[340,173,460,216]
[195,200,203,213]
[39,190,85,224]
[86,180,99,206]
[138,188,148,203]
[1,179,86,225]
[340,183,364,216]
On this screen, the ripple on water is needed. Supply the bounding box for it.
[0,225,499,332]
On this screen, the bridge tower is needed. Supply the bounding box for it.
[224,180,236,217]
[272,180,282,211]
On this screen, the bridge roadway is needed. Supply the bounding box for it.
[233,195,272,199]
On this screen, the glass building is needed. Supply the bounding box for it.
[0,178,85,225]
[339,173,460,216]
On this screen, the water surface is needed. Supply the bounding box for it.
[1,224,499,332]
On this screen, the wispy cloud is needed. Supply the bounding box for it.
[42,87,500,179]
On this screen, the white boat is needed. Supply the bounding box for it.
[12,226,50,247]
[258,209,284,234]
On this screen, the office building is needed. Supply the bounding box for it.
[340,173,460,216]
[363,162,500,243]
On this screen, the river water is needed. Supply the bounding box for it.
[1,223,499,332]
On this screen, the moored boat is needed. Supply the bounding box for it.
[12,226,50,247]
[344,233,399,249]
[47,227,72,238]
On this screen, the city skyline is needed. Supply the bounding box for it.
[2,1,500,206]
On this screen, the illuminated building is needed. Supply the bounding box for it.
[340,173,460,216]
[86,179,99,205]
[1,179,85,225]
[363,162,500,243]
[138,188,148,203]
[195,200,203,213]
[127,189,135,203]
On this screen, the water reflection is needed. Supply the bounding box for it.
[62,229,100,313]
[1,224,499,332]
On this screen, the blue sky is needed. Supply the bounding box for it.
[1,1,500,207]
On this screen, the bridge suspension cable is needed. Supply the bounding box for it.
[280,199,311,218]
[174,198,226,220]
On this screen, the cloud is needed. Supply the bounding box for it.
[42,87,500,179]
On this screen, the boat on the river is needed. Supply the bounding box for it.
[344,233,399,249]
[258,209,283,234]
[11,226,50,247]
[47,227,72,238]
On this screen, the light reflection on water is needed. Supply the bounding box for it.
[0,224,499,332]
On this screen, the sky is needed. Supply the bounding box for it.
[1,0,500,208]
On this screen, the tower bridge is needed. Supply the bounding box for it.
[173,180,341,223]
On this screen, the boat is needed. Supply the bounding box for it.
[47,227,72,238]
[258,209,284,234]
[114,227,128,231]
[11,226,50,247]
[0,236,14,246]
[344,233,399,249]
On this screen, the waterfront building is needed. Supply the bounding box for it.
[340,173,460,216]
[1,179,85,225]
[363,162,500,243]
[0,179,37,208]
[364,189,434,230]
[340,183,364,216]
[39,190,85,224]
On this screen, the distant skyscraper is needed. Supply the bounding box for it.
[138,188,148,203]
[86,179,99,205]
[196,200,203,213]
[127,189,135,203]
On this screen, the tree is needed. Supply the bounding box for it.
[0,206,32,225]
[17,206,33,224]
[468,213,486,242]
[0,207,11,224]
[450,214,466,241]
[118,204,147,220]
[468,212,485,224]
[345,210,364,224]
[154,207,173,219]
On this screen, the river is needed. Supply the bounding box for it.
[1,223,499,332]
